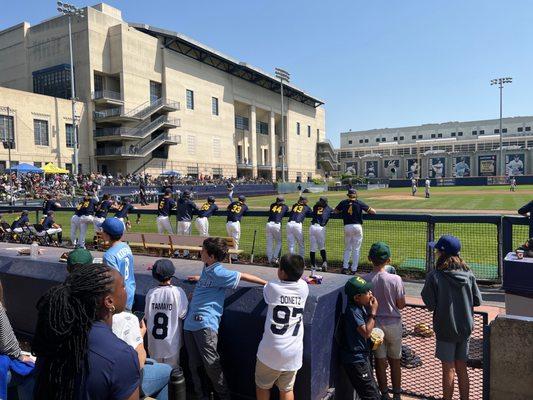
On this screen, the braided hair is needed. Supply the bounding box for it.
[32,263,116,400]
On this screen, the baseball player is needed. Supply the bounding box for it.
[157,188,176,234]
[411,178,417,196]
[42,193,61,215]
[309,197,333,272]
[176,190,199,257]
[334,189,376,274]
[93,194,113,232]
[454,157,470,178]
[425,178,431,198]
[286,196,312,258]
[226,195,248,262]
[265,196,289,264]
[507,155,524,176]
[41,211,62,244]
[113,197,139,231]
[226,181,235,203]
[431,159,444,178]
[510,177,517,192]
[71,193,98,248]
[195,196,218,236]
[11,210,30,234]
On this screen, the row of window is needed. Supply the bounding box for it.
[1,115,75,148]
[296,122,315,138]
[185,89,220,117]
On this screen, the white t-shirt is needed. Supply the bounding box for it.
[256,279,309,371]
[112,311,143,349]
[144,285,188,359]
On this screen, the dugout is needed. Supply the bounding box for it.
[0,244,353,400]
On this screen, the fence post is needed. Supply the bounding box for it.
[497,218,503,282]
[483,323,491,400]
[35,210,40,224]
[426,218,435,272]
[501,216,513,263]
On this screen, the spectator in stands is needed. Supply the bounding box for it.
[184,237,267,400]
[363,242,406,400]
[421,235,482,400]
[340,276,381,399]
[102,218,136,310]
[66,248,94,273]
[255,254,309,400]
[32,263,140,399]
[0,282,34,400]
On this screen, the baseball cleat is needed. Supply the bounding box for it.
[341,268,350,275]
[321,262,328,272]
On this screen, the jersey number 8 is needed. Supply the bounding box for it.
[152,312,169,340]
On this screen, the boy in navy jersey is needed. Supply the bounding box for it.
[286,197,312,258]
[309,197,332,272]
[266,196,289,264]
[226,195,248,261]
[195,196,218,236]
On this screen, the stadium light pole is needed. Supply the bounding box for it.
[491,77,512,176]
[57,2,85,176]
[275,68,290,182]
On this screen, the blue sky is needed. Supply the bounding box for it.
[2,1,532,147]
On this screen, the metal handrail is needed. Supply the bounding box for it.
[93,98,180,121]
[95,133,180,156]
[92,90,123,101]
[93,115,181,138]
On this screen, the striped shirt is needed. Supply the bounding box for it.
[0,302,21,358]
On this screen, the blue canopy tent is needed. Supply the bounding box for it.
[6,163,44,174]
[161,170,181,176]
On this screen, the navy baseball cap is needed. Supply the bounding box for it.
[101,217,125,237]
[207,196,216,203]
[183,190,191,198]
[152,259,176,282]
[319,196,328,204]
[347,188,357,197]
[276,196,285,203]
[429,235,461,256]
[164,188,172,195]
[238,195,246,202]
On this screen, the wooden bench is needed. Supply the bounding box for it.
[168,235,244,263]
[122,232,145,250]
[142,233,172,256]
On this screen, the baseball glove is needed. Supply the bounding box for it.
[413,323,434,338]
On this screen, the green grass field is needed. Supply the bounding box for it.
[2,184,528,281]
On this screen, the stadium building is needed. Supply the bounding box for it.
[339,116,533,179]
[0,3,336,180]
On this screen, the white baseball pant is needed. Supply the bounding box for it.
[195,217,209,237]
[226,221,241,260]
[177,220,192,256]
[309,224,326,252]
[265,221,282,262]
[286,221,304,257]
[157,216,173,234]
[343,223,363,271]
[46,228,62,236]
[93,217,105,232]
[70,215,81,245]
[78,215,94,248]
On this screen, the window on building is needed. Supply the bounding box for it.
[213,136,221,158]
[393,136,398,141]
[381,137,386,142]
[375,138,380,142]
[65,163,72,173]
[526,126,531,132]
[235,115,249,130]
[472,130,477,135]
[33,64,71,99]
[494,129,500,133]
[480,130,485,135]
[431,134,436,138]
[0,114,14,144]
[348,140,353,144]
[186,89,194,110]
[451,132,456,137]
[364,139,369,143]
[317,128,320,139]
[34,162,42,168]
[94,74,103,93]
[437,133,443,138]
[412,135,416,140]
[187,166,199,178]
[458,131,463,136]
[296,122,300,135]
[518,127,523,132]
[212,97,219,116]
[307,125,311,137]
[34,119,49,146]
[150,81,162,103]
[66,124,75,148]
[418,135,423,139]
[256,121,269,134]
[187,135,196,155]
[359,139,363,144]
[502,128,507,133]
[400,136,404,140]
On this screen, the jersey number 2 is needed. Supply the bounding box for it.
[152,312,169,340]
[270,305,304,336]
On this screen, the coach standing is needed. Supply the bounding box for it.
[176,190,199,257]
[157,188,176,234]
[265,196,289,264]
[226,195,248,262]
[286,196,312,258]
[195,196,218,236]
[309,197,333,272]
[334,188,376,274]
[518,200,533,238]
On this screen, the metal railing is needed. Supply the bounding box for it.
[95,133,180,157]
[92,90,123,101]
[93,98,180,121]
[93,115,181,138]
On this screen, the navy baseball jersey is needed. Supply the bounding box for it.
[227,201,248,222]
[75,198,98,216]
[518,200,533,238]
[157,197,176,217]
[288,203,312,223]
[42,216,55,229]
[311,205,333,226]
[334,199,369,225]
[42,200,59,214]
[11,215,29,230]
[114,203,135,218]
[177,198,199,221]
[267,203,289,223]
[95,200,113,218]
[197,202,219,218]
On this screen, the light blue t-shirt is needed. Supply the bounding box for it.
[184,262,241,332]
[104,242,135,310]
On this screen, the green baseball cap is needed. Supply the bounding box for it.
[67,248,94,269]
[369,242,391,262]
[345,276,373,300]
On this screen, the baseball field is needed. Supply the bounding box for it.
[2,184,530,280]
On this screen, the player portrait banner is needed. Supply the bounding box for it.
[344,161,358,175]
[429,157,446,178]
[384,159,399,179]
[365,161,378,178]
[406,159,419,179]
[505,153,525,176]
[453,156,471,178]
[478,155,497,176]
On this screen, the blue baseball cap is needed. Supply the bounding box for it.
[429,235,461,256]
[101,217,124,237]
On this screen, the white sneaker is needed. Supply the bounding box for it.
[321,261,328,272]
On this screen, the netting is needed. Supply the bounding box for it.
[387,305,486,400]
[434,222,499,280]
[511,223,529,253]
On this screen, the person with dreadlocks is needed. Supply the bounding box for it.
[32,263,140,400]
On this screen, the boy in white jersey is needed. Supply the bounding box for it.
[145,259,189,368]
[255,254,309,400]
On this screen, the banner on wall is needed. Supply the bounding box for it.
[344,162,358,175]
[406,159,419,179]
[429,157,446,178]
[365,161,378,178]
[453,156,471,177]
[478,155,497,176]
[384,159,399,178]
[505,154,525,176]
